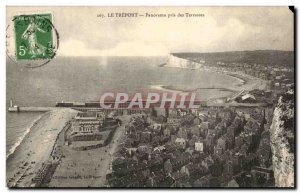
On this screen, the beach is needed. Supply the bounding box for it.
[154,67,268,102]
[6,108,78,187]
[49,115,129,187]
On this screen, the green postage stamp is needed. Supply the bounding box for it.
[13,14,55,60]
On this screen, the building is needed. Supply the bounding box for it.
[175,138,186,149]
[241,94,257,103]
[167,115,181,125]
[195,142,204,152]
[71,118,100,134]
[71,111,104,134]
[153,123,162,131]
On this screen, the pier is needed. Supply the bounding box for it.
[8,106,104,113]
[8,99,268,113]
[8,99,68,112]
[8,106,61,112]
[8,103,268,113]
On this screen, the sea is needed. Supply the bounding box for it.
[6,56,241,157]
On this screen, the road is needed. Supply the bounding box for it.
[90,115,130,187]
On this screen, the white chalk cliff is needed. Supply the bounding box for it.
[165,54,202,69]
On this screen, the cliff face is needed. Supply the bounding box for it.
[270,90,294,187]
[166,54,202,69]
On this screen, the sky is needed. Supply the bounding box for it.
[7,6,294,56]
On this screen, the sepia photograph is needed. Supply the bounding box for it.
[5,6,295,188]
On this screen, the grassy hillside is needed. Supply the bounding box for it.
[172,50,294,67]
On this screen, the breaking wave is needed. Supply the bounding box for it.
[6,114,43,159]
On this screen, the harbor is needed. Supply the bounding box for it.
[8,99,269,114]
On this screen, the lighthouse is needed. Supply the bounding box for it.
[8,99,19,112]
[10,99,13,107]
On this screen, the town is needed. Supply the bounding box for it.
[103,52,294,187]
[6,51,294,188]
[105,105,274,187]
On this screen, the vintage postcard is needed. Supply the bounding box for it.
[6,6,295,188]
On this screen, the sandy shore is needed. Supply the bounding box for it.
[226,71,268,90]
[155,66,267,102]
[49,115,130,187]
[6,108,78,188]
